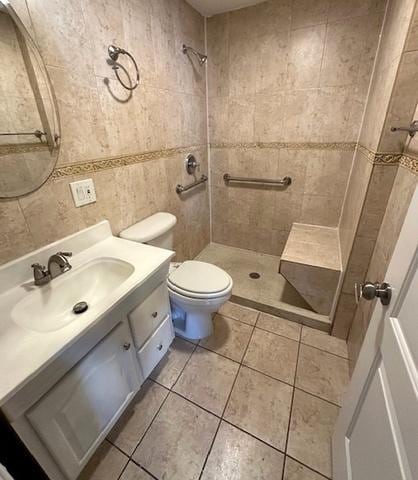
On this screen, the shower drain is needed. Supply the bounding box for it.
[249,272,261,279]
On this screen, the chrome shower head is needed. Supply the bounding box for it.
[182,44,207,66]
[196,52,208,65]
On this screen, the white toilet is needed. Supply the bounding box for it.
[120,212,233,340]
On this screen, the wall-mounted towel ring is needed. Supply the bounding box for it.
[108,45,140,91]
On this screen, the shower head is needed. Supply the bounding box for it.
[182,44,207,66]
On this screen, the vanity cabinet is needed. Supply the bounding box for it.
[26,322,141,480]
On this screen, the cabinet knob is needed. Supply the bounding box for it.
[157,343,163,351]
[152,311,158,318]
[123,342,131,351]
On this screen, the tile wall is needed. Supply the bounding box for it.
[0,0,209,264]
[208,0,386,255]
[333,0,418,341]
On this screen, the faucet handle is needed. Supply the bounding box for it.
[58,251,72,257]
[31,263,50,285]
[31,262,47,271]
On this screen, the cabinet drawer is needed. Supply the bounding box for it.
[138,315,174,379]
[129,282,170,348]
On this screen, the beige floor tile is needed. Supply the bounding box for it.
[200,314,254,361]
[120,461,154,480]
[287,390,339,478]
[79,440,128,480]
[150,337,195,388]
[243,328,299,384]
[284,457,327,480]
[108,380,169,455]
[301,326,348,358]
[224,366,293,451]
[218,301,259,325]
[173,346,239,415]
[201,421,284,480]
[133,393,219,480]
[296,344,349,406]
[257,312,301,341]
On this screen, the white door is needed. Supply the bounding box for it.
[333,185,418,480]
[26,322,141,480]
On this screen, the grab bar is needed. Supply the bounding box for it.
[176,174,208,194]
[0,130,46,139]
[223,173,291,187]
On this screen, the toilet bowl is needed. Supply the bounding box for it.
[119,213,233,340]
[168,260,232,339]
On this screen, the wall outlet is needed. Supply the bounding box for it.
[69,178,97,207]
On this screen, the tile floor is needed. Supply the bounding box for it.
[196,243,331,331]
[80,302,349,480]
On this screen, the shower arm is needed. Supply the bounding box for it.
[182,44,207,65]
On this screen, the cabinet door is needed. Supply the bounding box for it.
[27,322,141,480]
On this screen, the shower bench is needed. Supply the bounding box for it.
[279,223,342,316]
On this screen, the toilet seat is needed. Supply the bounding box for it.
[168,261,232,299]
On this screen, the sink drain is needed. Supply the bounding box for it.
[73,301,88,314]
[249,272,261,279]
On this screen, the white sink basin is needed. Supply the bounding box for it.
[12,258,134,333]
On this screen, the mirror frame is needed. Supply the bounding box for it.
[0,0,61,198]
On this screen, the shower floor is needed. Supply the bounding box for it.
[196,243,331,331]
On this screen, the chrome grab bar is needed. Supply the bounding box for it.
[0,130,46,139]
[176,174,208,194]
[223,173,291,187]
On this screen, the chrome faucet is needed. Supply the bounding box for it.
[31,252,72,286]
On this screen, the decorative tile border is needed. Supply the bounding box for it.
[400,153,418,175]
[0,142,49,157]
[358,144,418,174]
[357,144,401,165]
[211,141,357,151]
[50,144,206,179]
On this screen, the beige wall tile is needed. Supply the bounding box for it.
[321,15,380,88]
[0,199,35,265]
[379,50,418,152]
[3,0,209,267]
[291,0,328,29]
[348,166,417,369]
[287,25,326,89]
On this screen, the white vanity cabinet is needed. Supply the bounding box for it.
[0,221,176,480]
[26,322,141,480]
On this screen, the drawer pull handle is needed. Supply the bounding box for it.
[123,342,131,351]
[152,311,158,318]
[157,343,163,351]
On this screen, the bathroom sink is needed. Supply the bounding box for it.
[12,258,134,333]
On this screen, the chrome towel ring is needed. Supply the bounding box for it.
[108,45,140,91]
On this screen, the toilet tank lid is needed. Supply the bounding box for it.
[119,212,177,243]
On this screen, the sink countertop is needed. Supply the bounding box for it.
[0,221,174,406]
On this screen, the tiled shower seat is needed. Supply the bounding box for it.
[279,223,342,316]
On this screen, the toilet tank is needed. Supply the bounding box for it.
[119,212,177,250]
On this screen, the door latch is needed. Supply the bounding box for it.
[355,282,392,306]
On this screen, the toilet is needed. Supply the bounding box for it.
[120,212,233,340]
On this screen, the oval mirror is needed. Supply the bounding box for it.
[0,0,60,197]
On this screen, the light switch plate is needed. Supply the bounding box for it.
[69,178,96,207]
